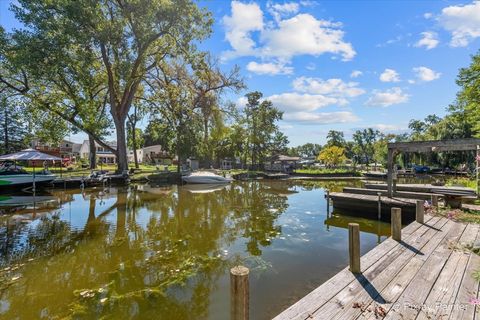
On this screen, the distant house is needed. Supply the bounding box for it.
[80,140,118,164]
[141,145,172,165]
[265,154,300,173]
[30,138,82,163]
[220,158,234,170]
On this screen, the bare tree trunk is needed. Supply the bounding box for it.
[88,134,97,169]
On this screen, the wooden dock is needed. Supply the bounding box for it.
[364,183,476,196]
[329,192,417,221]
[274,215,480,319]
[343,187,435,200]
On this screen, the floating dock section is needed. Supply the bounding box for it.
[329,192,417,221]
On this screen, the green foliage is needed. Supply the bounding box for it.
[295,168,359,175]
[0,94,29,153]
[352,128,380,164]
[453,50,480,137]
[317,145,347,167]
[326,130,346,147]
[288,143,322,157]
[244,91,287,168]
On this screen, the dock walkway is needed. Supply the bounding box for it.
[274,215,480,319]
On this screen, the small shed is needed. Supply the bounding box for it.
[221,158,233,170]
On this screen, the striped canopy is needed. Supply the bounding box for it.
[0,149,62,161]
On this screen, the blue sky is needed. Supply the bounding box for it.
[1,0,480,146]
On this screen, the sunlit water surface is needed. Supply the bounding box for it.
[0,180,391,319]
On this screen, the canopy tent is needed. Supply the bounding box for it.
[0,149,62,192]
[0,148,62,161]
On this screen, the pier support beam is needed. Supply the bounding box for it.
[416,200,425,224]
[431,195,438,208]
[348,223,361,274]
[377,192,382,220]
[391,207,402,241]
[325,189,330,216]
[231,266,249,320]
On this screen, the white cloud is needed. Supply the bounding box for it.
[222,1,263,58]
[350,70,362,78]
[379,69,400,82]
[415,31,439,49]
[366,87,409,107]
[267,92,341,112]
[424,12,433,19]
[222,3,355,62]
[261,14,355,61]
[292,77,365,98]
[283,111,359,124]
[413,66,441,82]
[306,63,316,70]
[246,61,293,75]
[438,1,480,47]
[267,2,299,21]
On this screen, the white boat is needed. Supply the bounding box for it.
[182,171,232,184]
[0,166,56,189]
[0,173,56,189]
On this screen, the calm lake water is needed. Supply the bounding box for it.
[0,180,391,319]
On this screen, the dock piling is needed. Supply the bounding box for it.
[348,223,361,273]
[377,192,382,220]
[326,190,330,216]
[391,207,402,241]
[431,195,438,208]
[230,265,249,320]
[416,200,425,224]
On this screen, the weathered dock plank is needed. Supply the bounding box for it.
[449,225,480,320]
[343,187,437,200]
[272,216,434,320]
[382,222,467,320]
[309,217,449,320]
[364,183,476,195]
[274,215,480,320]
[416,223,479,320]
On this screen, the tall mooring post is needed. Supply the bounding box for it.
[348,223,361,273]
[230,266,250,320]
[377,192,382,220]
[391,207,402,241]
[325,189,330,216]
[416,200,425,224]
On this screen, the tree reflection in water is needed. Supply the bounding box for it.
[0,181,291,319]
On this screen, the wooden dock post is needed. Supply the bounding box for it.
[391,207,402,241]
[326,189,330,216]
[416,200,425,224]
[377,192,382,220]
[348,223,361,273]
[431,195,438,208]
[230,265,249,320]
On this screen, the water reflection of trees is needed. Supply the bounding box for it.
[0,181,290,319]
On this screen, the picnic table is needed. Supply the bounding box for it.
[432,188,477,209]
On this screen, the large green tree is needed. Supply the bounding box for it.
[0,0,212,172]
[243,91,286,168]
[452,50,480,137]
